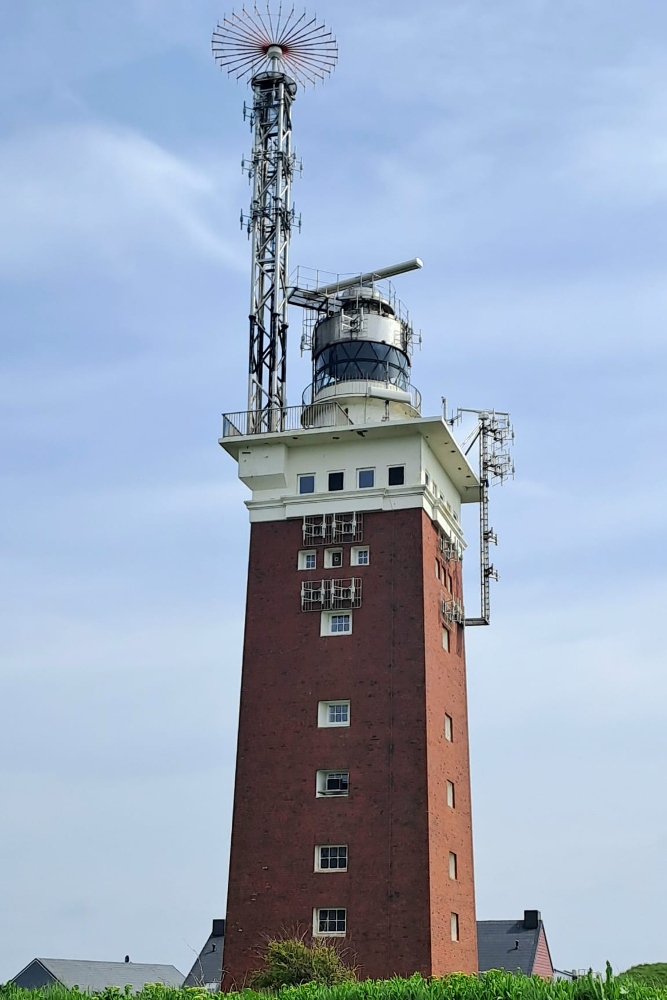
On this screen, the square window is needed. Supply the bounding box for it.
[324,548,343,569]
[314,907,347,936]
[328,472,344,491]
[449,852,457,880]
[358,469,375,489]
[316,770,349,796]
[318,701,350,727]
[331,614,350,633]
[444,714,453,741]
[315,845,348,871]
[299,474,315,494]
[388,466,405,486]
[321,611,352,636]
[442,628,450,652]
[446,780,455,808]
[451,913,459,942]
[351,546,369,567]
[298,550,317,571]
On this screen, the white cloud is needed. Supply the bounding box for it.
[0,122,244,278]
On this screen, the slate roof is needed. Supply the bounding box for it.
[12,958,185,992]
[184,920,225,988]
[477,916,544,975]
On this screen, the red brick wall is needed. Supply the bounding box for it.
[222,507,477,987]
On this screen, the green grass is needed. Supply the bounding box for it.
[2,971,667,1000]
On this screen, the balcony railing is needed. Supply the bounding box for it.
[221,401,353,438]
[302,375,421,412]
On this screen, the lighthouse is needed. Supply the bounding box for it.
[212,5,512,987]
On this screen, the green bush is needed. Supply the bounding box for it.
[249,936,357,988]
[620,967,667,989]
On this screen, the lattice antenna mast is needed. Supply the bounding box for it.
[452,409,514,626]
[212,6,337,433]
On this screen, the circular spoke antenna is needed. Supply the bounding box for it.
[212,4,338,87]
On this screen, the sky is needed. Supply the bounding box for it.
[1,0,666,983]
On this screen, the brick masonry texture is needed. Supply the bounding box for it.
[222,507,478,987]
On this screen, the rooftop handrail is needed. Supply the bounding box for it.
[221,400,352,438]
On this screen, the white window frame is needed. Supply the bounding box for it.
[327,470,345,492]
[444,713,453,742]
[451,912,459,941]
[351,546,370,567]
[318,701,351,728]
[387,464,405,486]
[324,547,344,569]
[314,845,348,872]
[298,474,315,495]
[449,851,457,880]
[321,611,352,636]
[446,779,455,808]
[316,769,350,797]
[357,468,375,489]
[313,907,347,937]
[298,549,317,571]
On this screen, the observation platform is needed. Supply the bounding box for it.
[219,401,481,503]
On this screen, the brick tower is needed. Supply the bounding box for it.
[211,7,512,988]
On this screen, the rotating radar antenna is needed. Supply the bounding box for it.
[212,7,338,432]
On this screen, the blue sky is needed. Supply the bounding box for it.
[1,0,667,982]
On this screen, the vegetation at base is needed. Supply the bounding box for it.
[3,968,667,1000]
[621,967,667,989]
[249,937,356,988]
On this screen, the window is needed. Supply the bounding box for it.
[314,908,347,936]
[444,714,453,741]
[321,611,353,635]
[388,466,405,486]
[316,770,349,796]
[328,471,344,491]
[451,913,459,942]
[449,852,457,880]
[446,572,452,592]
[435,559,440,580]
[315,845,348,871]
[318,701,350,727]
[324,548,343,568]
[442,628,450,652]
[298,550,317,570]
[299,474,315,494]
[351,546,369,567]
[446,780,455,808]
[424,471,430,489]
[358,469,375,488]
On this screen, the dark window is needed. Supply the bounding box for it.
[299,475,315,494]
[328,472,344,491]
[325,771,349,794]
[318,908,346,934]
[358,469,374,488]
[388,466,405,486]
[319,846,348,870]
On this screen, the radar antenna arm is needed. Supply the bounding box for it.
[309,258,423,298]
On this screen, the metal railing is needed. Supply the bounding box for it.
[301,375,422,412]
[221,401,353,438]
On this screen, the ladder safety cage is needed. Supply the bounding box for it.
[301,579,362,612]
